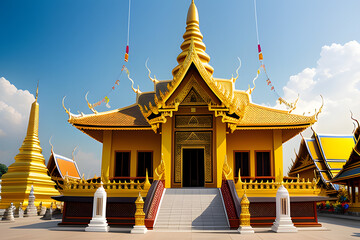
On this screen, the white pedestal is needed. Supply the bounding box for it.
[238,226,254,234]
[271,217,297,233]
[85,217,110,232]
[131,225,148,234]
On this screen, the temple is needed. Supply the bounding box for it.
[332,119,360,214]
[288,131,355,197]
[0,92,60,209]
[58,1,324,228]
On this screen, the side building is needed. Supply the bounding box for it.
[288,131,355,197]
[332,120,360,214]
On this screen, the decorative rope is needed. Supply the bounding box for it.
[253,0,294,109]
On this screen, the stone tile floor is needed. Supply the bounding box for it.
[0,215,359,240]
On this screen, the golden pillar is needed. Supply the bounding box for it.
[216,117,227,188]
[161,119,172,188]
[0,96,59,208]
[101,130,112,179]
[273,130,283,182]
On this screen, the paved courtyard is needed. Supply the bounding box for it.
[0,215,359,240]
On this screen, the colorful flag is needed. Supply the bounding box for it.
[124,66,130,75]
[259,52,263,61]
[124,45,129,62]
[104,96,110,108]
[258,44,262,53]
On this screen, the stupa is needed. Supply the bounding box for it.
[0,88,59,209]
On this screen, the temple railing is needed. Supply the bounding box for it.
[235,177,321,197]
[61,174,151,197]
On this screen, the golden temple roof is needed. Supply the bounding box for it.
[289,132,355,190]
[47,152,81,180]
[237,103,316,128]
[65,0,319,141]
[68,104,150,129]
[332,125,360,183]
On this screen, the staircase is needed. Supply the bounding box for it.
[154,188,229,230]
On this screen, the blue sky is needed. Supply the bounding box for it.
[1,0,360,177]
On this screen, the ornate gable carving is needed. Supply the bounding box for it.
[182,87,207,105]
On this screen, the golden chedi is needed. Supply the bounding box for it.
[0,90,59,209]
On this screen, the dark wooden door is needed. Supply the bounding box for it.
[183,148,204,187]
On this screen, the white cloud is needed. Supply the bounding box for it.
[0,77,35,136]
[282,40,360,173]
[0,77,35,166]
[74,149,101,178]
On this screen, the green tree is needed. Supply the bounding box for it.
[0,163,8,178]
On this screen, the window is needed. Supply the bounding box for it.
[115,152,130,177]
[256,151,271,176]
[234,152,250,177]
[137,152,153,178]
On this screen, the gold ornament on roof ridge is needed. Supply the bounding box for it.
[145,58,158,85]
[85,92,98,114]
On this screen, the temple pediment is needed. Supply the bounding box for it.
[182,87,207,105]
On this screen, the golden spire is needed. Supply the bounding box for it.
[0,95,59,209]
[172,0,214,77]
[35,80,39,101]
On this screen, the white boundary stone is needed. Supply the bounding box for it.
[271,185,297,233]
[85,183,109,232]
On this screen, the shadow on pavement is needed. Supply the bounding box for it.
[11,220,60,229]
[319,216,360,228]
[351,232,360,238]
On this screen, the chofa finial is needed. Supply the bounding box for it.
[233,57,242,82]
[145,58,159,85]
[85,92,98,114]
[49,136,54,153]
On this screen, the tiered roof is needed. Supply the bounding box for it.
[64,0,319,144]
[332,126,360,183]
[289,131,355,190]
[47,151,81,180]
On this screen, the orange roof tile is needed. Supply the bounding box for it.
[237,103,316,128]
[69,104,150,129]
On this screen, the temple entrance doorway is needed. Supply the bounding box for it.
[182,148,204,187]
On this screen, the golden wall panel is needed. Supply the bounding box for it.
[175,115,212,128]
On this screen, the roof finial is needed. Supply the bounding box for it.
[85,92,97,114]
[72,146,78,161]
[35,80,39,101]
[145,58,158,85]
[49,136,54,153]
[126,72,142,95]
[172,0,214,77]
[187,0,198,24]
[233,57,242,82]
[350,110,359,128]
